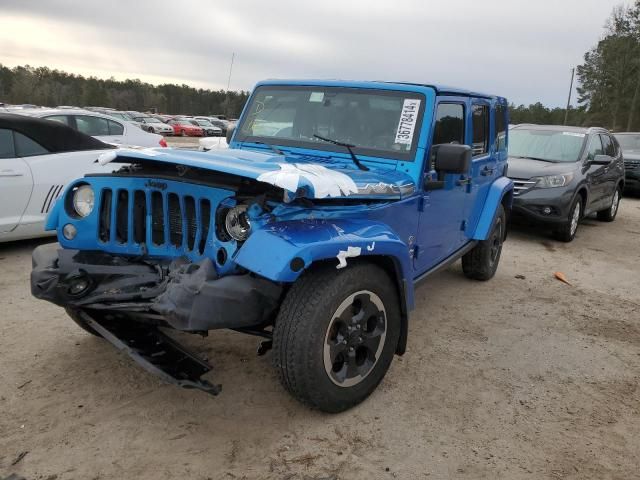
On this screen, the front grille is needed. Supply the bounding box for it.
[98,188,212,255]
[625,161,640,171]
[509,178,537,196]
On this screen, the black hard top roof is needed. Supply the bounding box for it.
[0,113,112,153]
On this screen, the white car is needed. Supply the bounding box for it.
[18,108,167,148]
[0,113,125,242]
[199,136,229,151]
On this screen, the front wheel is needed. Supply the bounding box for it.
[553,197,581,242]
[597,186,621,222]
[273,263,401,413]
[462,204,505,280]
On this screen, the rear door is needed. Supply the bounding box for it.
[583,135,607,211]
[463,100,496,233]
[599,134,623,200]
[0,129,34,232]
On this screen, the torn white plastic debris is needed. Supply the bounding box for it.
[257,163,358,198]
[97,147,164,165]
[336,246,362,269]
[366,242,375,251]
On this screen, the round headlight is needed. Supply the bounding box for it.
[73,185,95,217]
[225,205,251,241]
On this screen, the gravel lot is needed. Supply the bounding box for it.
[1,196,639,480]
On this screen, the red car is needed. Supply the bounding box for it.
[168,119,204,137]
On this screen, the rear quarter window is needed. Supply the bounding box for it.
[14,132,49,157]
[108,120,124,135]
[0,129,16,158]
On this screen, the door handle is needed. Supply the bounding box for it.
[0,169,23,177]
[456,176,472,186]
[481,166,495,176]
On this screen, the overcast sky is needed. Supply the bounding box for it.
[0,0,628,106]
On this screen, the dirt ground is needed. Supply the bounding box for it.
[1,196,639,480]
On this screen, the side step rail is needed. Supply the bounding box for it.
[82,313,221,396]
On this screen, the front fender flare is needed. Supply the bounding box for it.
[471,177,514,240]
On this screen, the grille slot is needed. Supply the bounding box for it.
[168,193,183,247]
[99,189,112,242]
[184,196,197,251]
[133,190,146,244]
[151,191,164,245]
[115,190,129,244]
[199,199,211,254]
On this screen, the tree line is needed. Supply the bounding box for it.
[1,1,639,130]
[0,64,250,117]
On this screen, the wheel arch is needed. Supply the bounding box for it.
[234,221,414,355]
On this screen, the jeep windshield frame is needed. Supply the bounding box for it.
[235,85,426,162]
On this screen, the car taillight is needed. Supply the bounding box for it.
[159,138,168,148]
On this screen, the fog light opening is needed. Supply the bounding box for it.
[67,273,92,297]
[62,223,77,240]
[542,206,552,215]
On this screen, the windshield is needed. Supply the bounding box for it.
[236,86,425,161]
[197,120,212,127]
[509,129,586,162]
[144,117,161,123]
[614,134,640,153]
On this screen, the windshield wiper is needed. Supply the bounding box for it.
[511,155,557,163]
[313,134,369,171]
[243,136,284,155]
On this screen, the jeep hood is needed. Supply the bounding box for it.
[97,148,416,200]
[507,156,579,179]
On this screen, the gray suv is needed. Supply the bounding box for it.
[508,125,625,242]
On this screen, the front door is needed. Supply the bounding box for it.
[414,100,470,272]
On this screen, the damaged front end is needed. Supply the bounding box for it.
[32,148,415,396]
[31,244,283,332]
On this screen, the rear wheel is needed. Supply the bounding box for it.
[597,186,621,222]
[462,204,505,280]
[273,263,400,412]
[553,197,581,242]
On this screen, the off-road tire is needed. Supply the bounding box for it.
[462,204,506,281]
[273,263,401,413]
[65,307,102,337]
[553,196,581,242]
[596,186,621,222]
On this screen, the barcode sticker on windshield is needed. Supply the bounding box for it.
[395,99,421,146]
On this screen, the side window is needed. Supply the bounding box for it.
[471,104,489,156]
[600,134,616,157]
[44,115,70,126]
[586,135,604,161]
[432,103,465,146]
[0,129,16,159]
[14,132,49,157]
[107,120,124,135]
[495,104,508,151]
[74,115,110,136]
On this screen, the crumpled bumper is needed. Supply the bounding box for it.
[31,244,283,331]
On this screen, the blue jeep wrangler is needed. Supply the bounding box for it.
[31,80,513,412]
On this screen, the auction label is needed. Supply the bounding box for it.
[395,99,421,146]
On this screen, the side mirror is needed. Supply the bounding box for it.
[226,125,236,144]
[433,144,472,174]
[591,154,612,166]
